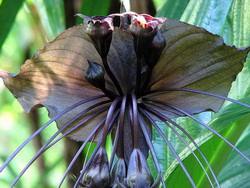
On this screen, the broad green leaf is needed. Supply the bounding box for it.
[34,0,65,40]
[226,0,250,100]
[148,112,210,179]
[162,0,250,187]
[217,1,250,186]
[0,0,25,51]
[149,0,209,180]
[156,0,189,19]
[164,97,250,187]
[148,122,170,179]
[218,127,250,188]
[181,0,233,35]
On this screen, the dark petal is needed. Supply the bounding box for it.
[0,25,113,141]
[129,15,158,56]
[85,17,114,58]
[148,18,250,116]
[107,28,138,94]
[111,158,127,187]
[83,147,110,187]
[126,149,153,188]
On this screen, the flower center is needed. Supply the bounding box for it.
[83,13,166,100]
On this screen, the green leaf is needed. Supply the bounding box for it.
[148,122,170,179]
[226,0,250,100]
[218,127,250,188]
[160,0,250,187]
[180,0,233,35]
[148,113,210,179]
[34,0,65,40]
[156,0,189,19]
[80,0,111,16]
[164,97,250,187]
[217,1,250,187]
[152,0,166,10]
[0,0,25,51]
[76,0,112,24]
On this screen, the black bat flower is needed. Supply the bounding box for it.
[0,11,250,188]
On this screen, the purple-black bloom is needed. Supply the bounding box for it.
[0,11,250,188]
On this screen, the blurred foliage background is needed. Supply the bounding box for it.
[0,0,249,188]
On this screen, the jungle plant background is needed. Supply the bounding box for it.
[0,0,249,187]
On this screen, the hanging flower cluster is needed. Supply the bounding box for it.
[0,10,250,188]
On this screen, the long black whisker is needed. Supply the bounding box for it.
[0,95,106,172]
[58,118,106,187]
[117,95,127,158]
[146,98,250,163]
[10,101,110,187]
[109,96,127,171]
[83,137,96,172]
[106,108,122,171]
[137,114,164,188]
[147,88,250,108]
[101,97,121,148]
[109,121,120,171]
[140,106,219,188]
[139,107,197,187]
[46,105,110,149]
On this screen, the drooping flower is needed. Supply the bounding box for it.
[0,10,250,188]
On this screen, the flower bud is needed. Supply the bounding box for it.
[126,149,153,188]
[129,15,158,56]
[144,30,166,67]
[82,148,110,187]
[85,60,105,89]
[111,158,127,187]
[81,15,114,58]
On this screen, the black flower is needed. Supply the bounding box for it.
[0,11,250,188]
